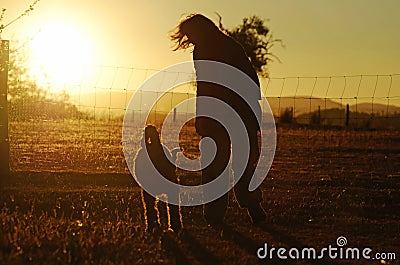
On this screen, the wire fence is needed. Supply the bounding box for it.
[5,64,400,177]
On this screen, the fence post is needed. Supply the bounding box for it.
[173,107,177,123]
[0,39,10,183]
[345,104,350,127]
[317,105,321,125]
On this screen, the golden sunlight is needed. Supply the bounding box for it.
[29,20,94,92]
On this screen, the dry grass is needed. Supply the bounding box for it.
[1,120,399,264]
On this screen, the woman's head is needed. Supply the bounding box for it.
[170,14,220,50]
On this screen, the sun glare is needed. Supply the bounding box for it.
[29,21,94,92]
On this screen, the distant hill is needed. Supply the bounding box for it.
[349,102,400,115]
[69,91,400,120]
[265,97,343,116]
[296,107,400,130]
[71,92,344,115]
[69,91,196,117]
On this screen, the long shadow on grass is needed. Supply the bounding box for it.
[161,232,192,265]
[180,229,221,265]
[161,229,221,265]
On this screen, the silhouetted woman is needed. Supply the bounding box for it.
[134,125,182,232]
[171,14,266,227]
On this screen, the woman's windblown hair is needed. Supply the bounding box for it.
[170,13,219,51]
[170,16,192,51]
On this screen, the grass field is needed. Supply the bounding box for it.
[1,120,400,264]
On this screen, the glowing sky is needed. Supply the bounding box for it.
[1,0,400,77]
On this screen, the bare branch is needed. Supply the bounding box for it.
[1,0,41,33]
[0,8,6,23]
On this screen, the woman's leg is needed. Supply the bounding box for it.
[233,130,266,223]
[201,120,231,227]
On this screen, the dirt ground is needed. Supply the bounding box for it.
[1,125,399,264]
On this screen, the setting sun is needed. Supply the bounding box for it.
[29,20,94,91]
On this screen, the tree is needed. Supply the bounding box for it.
[279,107,294,124]
[7,47,41,102]
[7,46,88,120]
[217,14,283,77]
[1,2,85,120]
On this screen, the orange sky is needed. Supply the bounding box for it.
[1,0,399,105]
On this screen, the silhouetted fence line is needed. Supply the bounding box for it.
[264,74,400,128]
[5,64,400,173]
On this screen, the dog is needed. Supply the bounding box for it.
[134,125,182,232]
